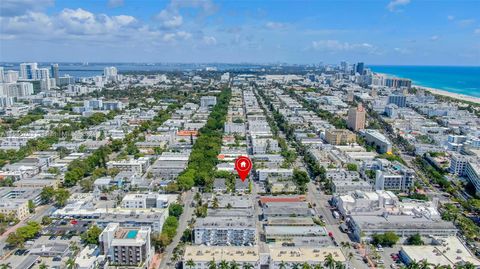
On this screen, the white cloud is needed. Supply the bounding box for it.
[0,12,53,38]
[447,15,455,21]
[394,47,411,54]
[154,0,217,29]
[387,0,411,12]
[55,8,137,35]
[0,0,54,17]
[430,35,439,41]
[169,0,218,17]
[311,40,379,54]
[265,21,288,30]
[108,0,124,8]
[202,36,217,45]
[474,28,480,34]
[156,9,183,29]
[458,19,475,27]
[162,31,192,42]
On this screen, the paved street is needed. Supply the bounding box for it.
[158,189,195,269]
[307,182,371,269]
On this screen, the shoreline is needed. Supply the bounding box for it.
[413,85,480,104]
[373,72,480,104]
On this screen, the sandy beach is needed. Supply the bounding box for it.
[414,85,480,104]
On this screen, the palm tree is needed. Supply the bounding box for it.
[324,253,336,269]
[194,192,202,205]
[65,258,76,269]
[335,261,345,269]
[219,260,229,269]
[212,196,219,208]
[419,259,431,269]
[407,260,420,269]
[0,263,11,269]
[230,261,240,269]
[302,262,312,269]
[69,241,80,255]
[292,263,301,269]
[208,259,217,269]
[242,263,254,269]
[279,261,288,269]
[39,264,48,269]
[186,259,195,269]
[457,262,476,269]
[313,264,324,269]
[347,252,354,262]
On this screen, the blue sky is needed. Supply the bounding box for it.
[0,0,479,65]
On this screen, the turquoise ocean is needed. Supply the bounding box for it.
[368,65,480,98]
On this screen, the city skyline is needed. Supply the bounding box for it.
[1,0,479,65]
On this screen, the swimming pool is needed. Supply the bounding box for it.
[125,230,138,239]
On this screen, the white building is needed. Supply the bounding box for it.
[99,223,153,268]
[121,193,171,209]
[103,66,118,78]
[107,157,150,174]
[200,96,217,108]
[194,216,256,246]
[19,62,38,79]
[375,163,415,191]
[183,246,260,269]
[257,169,293,182]
[465,162,480,196]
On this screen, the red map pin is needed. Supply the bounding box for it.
[235,156,252,182]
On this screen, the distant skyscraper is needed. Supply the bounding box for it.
[104,66,118,77]
[356,62,364,75]
[35,68,50,80]
[5,70,19,83]
[347,90,354,102]
[388,94,407,108]
[19,63,38,79]
[340,61,349,73]
[347,103,366,131]
[0,67,4,83]
[51,63,59,83]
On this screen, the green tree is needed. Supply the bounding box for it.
[161,216,179,239]
[40,186,55,204]
[242,263,254,269]
[27,200,35,213]
[0,263,12,269]
[219,260,229,269]
[212,196,219,209]
[81,225,102,245]
[324,253,335,269]
[372,232,399,247]
[346,163,358,171]
[54,188,70,207]
[6,233,24,247]
[407,233,424,245]
[230,261,240,269]
[41,216,52,225]
[207,259,217,269]
[186,259,195,269]
[79,178,94,192]
[168,204,183,218]
[302,263,312,269]
[293,169,310,188]
[65,258,76,269]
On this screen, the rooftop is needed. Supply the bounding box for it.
[184,246,259,262]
